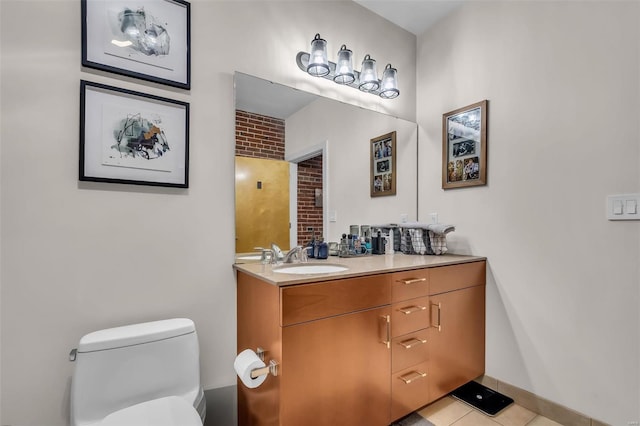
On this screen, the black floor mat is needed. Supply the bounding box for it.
[450,381,514,416]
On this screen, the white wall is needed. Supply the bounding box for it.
[416,2,640,424]
[286,97,418,241]
[0,1,416,425]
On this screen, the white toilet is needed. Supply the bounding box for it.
[70,318,206,426]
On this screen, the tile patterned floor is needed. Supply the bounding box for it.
[416,396,564,426]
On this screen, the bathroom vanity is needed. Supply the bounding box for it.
[234,254,486,426]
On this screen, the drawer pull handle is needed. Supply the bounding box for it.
[380,315,391,349]
[431,302,442,332]
[399,371,427,384]
[398,277,427,285]
[399,337,427,349]
[399,305,427,315]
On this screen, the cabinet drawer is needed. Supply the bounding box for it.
[391,329,429,373]
[429,261,485,295]
[391,296,430,337]
[281,274,391,326]
[390,269,429,302]
[391,360,430,421]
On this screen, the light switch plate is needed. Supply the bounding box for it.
[607,194,640,220]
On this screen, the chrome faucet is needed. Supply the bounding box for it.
[254,247,276,264]
[271,243,285,263]
[255,244,286,264]
[283,246,308,263]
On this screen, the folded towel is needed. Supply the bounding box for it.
[429,231,448,255]
[408,229,426,255]
[426,224,455,235]
[424,231,434,255]
[400,230,409,253]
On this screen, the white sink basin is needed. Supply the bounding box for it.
[236,254,262,261]
[273,263,348,275]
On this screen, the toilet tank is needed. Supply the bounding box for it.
[70,318,203,426]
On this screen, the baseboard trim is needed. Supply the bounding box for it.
[475,376,610,426]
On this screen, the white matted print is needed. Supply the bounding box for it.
[82,0,190,89]
[80,80,189,187]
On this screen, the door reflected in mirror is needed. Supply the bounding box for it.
[235,156,290,253]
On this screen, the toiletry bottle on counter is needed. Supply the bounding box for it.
[307,234,316,258]
[388,229,395,254]
[315,238,328,259]
[339,234,349,257]
[372,231,385,255]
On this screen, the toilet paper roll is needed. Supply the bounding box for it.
[234,349,268,389]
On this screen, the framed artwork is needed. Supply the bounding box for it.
[370,131,396,197]
[80,80,189,188]
[82,0,191,89]
[442,100,488,189]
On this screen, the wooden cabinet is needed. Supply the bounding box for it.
[281,306,391,426]
[389,269,431,419]
[428,262,486,402]
[279,275,392,425]
[236,259,485,426]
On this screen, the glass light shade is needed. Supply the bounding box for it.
[334,45,355,85]
[358,54,379,92]
[379,64,399,99]
[307,34,330,77]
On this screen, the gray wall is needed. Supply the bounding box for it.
[0,1,416,424]
[416,2,640,425]
[2,1,639,425]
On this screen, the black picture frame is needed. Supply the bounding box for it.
[81,0,191,89]
[80,80,189,188]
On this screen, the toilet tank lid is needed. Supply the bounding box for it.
[77,318,195,353]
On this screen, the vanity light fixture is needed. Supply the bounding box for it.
[334,45,355,84]
[379,64,400,99]
[296,33,400,99]
[307,33,330,77]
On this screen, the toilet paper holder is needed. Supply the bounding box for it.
[250,347,279,379]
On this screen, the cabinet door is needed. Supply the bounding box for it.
[281,306,391,426]
[429,285,485,402]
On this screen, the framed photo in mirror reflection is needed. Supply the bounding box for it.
[442,100,488,189]
[370,131,396,197]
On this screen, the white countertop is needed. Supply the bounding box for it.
[233,253,485,286]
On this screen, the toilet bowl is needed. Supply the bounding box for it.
[70,318,206,426]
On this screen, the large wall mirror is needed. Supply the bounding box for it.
[234,72,418,259]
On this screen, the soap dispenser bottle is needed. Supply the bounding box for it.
[316,237,328,259]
